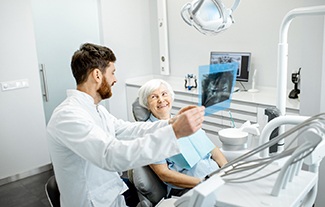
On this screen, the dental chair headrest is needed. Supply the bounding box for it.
[132,97,151,121]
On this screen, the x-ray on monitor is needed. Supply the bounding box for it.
[210,52,251,82]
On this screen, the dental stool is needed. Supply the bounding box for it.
[128,98,168,207]
[45,175,60,207]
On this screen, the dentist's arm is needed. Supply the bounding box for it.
[169,106,205,139]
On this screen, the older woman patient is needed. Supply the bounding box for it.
[138,79,228,197]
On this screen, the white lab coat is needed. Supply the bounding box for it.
[47,90,180,207]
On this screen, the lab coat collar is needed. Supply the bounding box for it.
[67,89,97,106]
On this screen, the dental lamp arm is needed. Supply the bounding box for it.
[277,5,325,116]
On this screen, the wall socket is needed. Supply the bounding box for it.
[1,79,29,91]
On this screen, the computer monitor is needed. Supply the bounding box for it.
[210,52,251,82]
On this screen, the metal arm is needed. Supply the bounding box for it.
[276,5,325,116]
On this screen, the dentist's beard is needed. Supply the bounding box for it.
[97,77,112,100]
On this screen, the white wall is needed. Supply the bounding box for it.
[299,3,325,116]
[321,21,325,113]
[299,2,325,207]
[0,0,50,180]
[100,0,157,119]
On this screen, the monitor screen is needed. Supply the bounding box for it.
[210,52,251,82]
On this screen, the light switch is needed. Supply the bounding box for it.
[1,79,29,91]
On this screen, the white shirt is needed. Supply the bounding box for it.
[47,90,180,207]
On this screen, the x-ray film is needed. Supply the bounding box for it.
[198,62,238,115]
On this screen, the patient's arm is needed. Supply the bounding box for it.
[149,163,201,188]
[211,147,228,167]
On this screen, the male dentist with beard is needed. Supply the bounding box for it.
[46,43,205,207]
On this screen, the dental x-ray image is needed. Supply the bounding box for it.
[202,71,233,107]
[210,54,242,77]
[199,63,238,115]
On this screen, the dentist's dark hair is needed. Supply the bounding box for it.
[71,43,116,85]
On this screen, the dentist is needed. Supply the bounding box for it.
[46,43,205,207]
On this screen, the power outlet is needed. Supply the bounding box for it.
[1,79,29,91]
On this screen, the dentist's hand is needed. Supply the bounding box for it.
[169,106,205,139]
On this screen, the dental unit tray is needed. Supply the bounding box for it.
[175,113,325,207]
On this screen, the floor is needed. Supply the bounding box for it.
[0,170,54,207]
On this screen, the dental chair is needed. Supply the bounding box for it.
[129,166,167,207]
[128,98,168,207]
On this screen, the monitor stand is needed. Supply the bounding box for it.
[233,87,240,92]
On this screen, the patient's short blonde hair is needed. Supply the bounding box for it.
[138,79,175,109]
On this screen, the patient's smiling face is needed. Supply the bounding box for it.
[147,84,172,120]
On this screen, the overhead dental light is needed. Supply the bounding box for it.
[181,0,240,35]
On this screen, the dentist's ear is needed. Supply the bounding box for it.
[96,69,100,79]
[91,69,102,83]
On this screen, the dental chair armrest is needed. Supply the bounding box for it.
[132,166,167,205]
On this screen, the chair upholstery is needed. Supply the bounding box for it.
[45,175,60,207]
[130,166,167,206]
[132,97,150,122]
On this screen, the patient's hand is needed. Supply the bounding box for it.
[170,106,205,139]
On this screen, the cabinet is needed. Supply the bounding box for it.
[126,76,299,147]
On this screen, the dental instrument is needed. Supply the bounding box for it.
[175,113,325,207]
